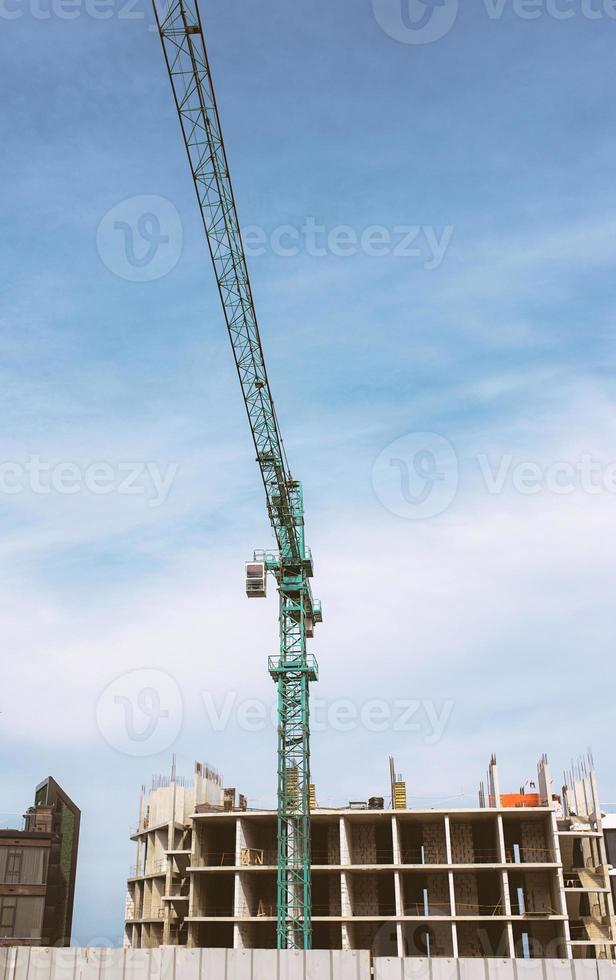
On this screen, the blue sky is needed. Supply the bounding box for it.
[1,0,616,945]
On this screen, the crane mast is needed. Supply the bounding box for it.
[151,0,321,949]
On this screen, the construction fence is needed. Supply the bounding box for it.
[2,950,616,980]
[0,948,367,980]
[374,961,616,980]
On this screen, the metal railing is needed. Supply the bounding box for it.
[505,846,556,864]
[311,851,342,865]
[399,848,448,865]
[453,902,505,917]
[192,852,238,867]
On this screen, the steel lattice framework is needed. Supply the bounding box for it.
[152,0,321,950]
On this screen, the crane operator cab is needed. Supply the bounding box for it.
[245,561,267,598]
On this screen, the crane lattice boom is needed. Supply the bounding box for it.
[151,0,321,949]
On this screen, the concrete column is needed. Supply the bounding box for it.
[551,812,572,959]
[234,816,242,866]
[500,812,519,956]
[392,815,401,865]
[502,870,512,915]
[163,781,179,945]
[394,864,404,958]
[590,769,602,827]
[444,813,457,956]
[392,812,404,955]
[394,871,403,915]
[233,865,242,922]
[448,871,456,916]
[340,816,352,949]
[192,819,203,866]
[340,817,351,865]
[444,816,453,863]
[489,756,501,808]
[188,818,198,948]
[341,871,352,916]
[496,814,507,863]
[538,754,553,807]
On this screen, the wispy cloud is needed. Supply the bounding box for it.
[1,0,616,945]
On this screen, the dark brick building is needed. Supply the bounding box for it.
[0,778,80,946]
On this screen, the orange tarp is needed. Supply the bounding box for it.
[500,792,541,808]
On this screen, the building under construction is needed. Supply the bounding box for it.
[124,754,615,959]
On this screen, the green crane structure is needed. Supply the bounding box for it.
[151,0,322,950]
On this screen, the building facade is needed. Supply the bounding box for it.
[0,778,80,947]
[600,815,616,911]
[125,763,237,949]
[125,755,615,959]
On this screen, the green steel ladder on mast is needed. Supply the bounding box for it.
[151,0,322,950]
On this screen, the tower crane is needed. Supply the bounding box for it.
[151,0,322,950]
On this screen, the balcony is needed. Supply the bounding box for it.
[129,859,167,878]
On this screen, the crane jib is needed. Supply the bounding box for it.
[151,0,322,950]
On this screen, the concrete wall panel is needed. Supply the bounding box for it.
[241,949,276,980]
[279,950,312,980]
[0,949,16,980]
[12,947,32,980]
[400,958,431,980]
[0,949,10,980]
[125,947,153,980]
[511,960,544,980]
[486,959,516,980]
[541,961,576,980]
[430,958,457,980]
[328,951,370,980]
[372,958,437,980]
[571,963,600,980]
[172,948,201,980]
[458,959,488,980]
[372,959,404,980]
